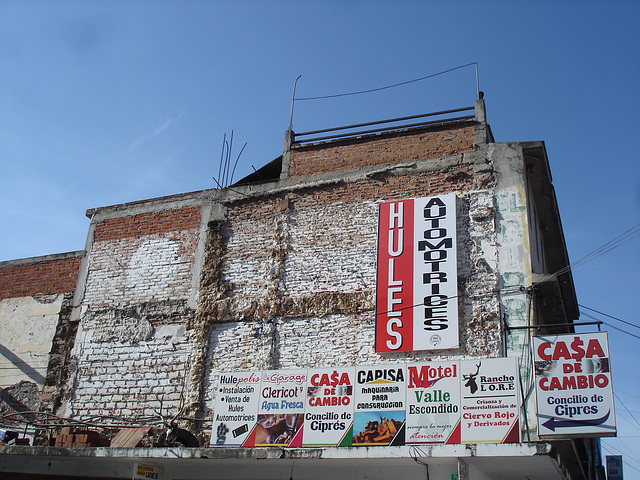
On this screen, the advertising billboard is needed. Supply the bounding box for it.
[253,370,306,447]
[459,357,520,443]
[303,366,355,447]
[534,332,616,437]
[376,194,459,352]
[210,371,261,447]
[210,358,522,447]
[353,364,406,446]
[406,360,461,444]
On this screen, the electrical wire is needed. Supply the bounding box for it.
[573,310,640,341]
[601,443,640,475]
[531,284,640,340]
[534,223,640,284]
[295,63,478,101]
[614,392,640,430]
[0,410,212,431]
[579,304,640,331]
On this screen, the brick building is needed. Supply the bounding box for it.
[0,99,606,479]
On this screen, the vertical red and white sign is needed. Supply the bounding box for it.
[376,194,459,352]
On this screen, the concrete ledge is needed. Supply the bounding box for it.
[0,443,566,480]
[0,442,550,460]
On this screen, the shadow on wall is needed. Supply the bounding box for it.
[0,343,46,384]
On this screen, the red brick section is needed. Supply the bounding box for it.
[228,169,474,220]
[289,123,475,177]
[93,205,201,242]
[0,255,82,300]
[289,168,474,207]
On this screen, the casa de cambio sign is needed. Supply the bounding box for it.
[376,193,459,352]
[534,332,616,437]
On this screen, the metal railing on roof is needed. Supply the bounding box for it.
[292,106,475,145]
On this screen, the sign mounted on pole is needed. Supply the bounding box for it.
[375,193,459,352]
[534,332,616,437]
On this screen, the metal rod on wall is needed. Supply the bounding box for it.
[288,75,302,132]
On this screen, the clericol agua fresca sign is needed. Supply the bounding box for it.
[376,193,458,352]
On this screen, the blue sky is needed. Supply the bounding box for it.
[1,0,639,474]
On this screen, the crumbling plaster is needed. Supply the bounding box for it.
[58,139,537,441]
[197,148,505,424]
[0,294,65,388]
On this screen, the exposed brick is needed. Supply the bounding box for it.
[289,124,474,177]
[0,254,82,300]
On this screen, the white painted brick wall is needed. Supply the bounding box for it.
[70,333,190,419]
[284,201,378,296]
[83,231,198,307]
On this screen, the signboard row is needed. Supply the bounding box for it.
[210,357,521,447]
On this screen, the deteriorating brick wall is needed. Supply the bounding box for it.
[0,253,82,300]
[83,207,201,307]
[288,123,475,177]
[69,303,192,420]
[65,205,202,420]
[0,253,83,421]
[59,127,508,439]
[41,293,77,413]
[201,152,502,419]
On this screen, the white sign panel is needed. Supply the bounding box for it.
[303,367,355,447]
[353,364,406,446]
[460,357,520,443]
[210,371,261,447]
[534,332,616,437]
[406,360,461,444]
[376,194,459,352]
[254,369,306,447]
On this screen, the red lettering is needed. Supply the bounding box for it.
[585,339,605,358]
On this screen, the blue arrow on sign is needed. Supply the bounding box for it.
[542,411,610,432]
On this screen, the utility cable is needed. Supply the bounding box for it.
[614,392,640,430]
[579,303,640,331]
[601,443,640,475]
[295,63,478,101]
[535,223,640,284]
[531,284,639,339]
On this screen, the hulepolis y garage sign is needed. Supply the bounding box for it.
[376,194,458,353]
[211,358,521,447]
[254,370,306,447]
[534,332,616,437]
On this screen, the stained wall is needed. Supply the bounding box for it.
[56,118,537,440]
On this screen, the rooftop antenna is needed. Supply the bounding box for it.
[213,131,247,188]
